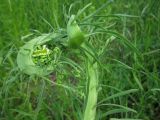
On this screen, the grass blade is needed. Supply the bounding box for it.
[98,89,139,105]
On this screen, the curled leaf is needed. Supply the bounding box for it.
[17,33,58,76]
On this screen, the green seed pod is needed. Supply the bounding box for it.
[67,15,85,48]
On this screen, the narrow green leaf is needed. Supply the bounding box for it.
[98,89,139,104]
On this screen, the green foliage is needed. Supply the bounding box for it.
[17,33,59,76]
[67,15,85,48]
[0,0,160,120]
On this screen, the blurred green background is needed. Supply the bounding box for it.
[0,0,160,120]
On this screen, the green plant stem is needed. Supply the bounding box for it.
[83,44,98,120]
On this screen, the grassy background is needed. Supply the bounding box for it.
[0,0,160,120]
